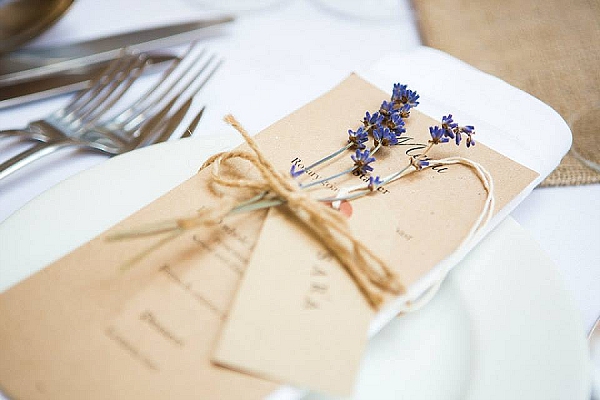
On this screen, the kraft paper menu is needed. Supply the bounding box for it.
[214,198,398,395]
[212,75,539,393]
[0,74,538,399]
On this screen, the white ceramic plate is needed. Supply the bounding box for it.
[301,217,591,400]
[0,137,590,400]
[0,136,590,400]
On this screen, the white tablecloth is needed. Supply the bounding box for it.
[0,0,598,339]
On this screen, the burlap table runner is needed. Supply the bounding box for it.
[412,0,600,186]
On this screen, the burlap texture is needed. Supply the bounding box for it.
[412,0,600,186]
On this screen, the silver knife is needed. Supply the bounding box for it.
[0,16,233,86]
[0,53,178,110]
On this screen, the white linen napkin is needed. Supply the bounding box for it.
[361,46,571,335]
[268,45,572,400]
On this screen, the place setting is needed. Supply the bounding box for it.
[0,1,597,399]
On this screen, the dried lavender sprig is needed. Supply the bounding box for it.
[229,121,456,214]
[299,118,410,189]
[318,116,475,203]
[299,148,376,189]
[290,126,370,178]
[290,142,354,178]
[235,85,422,211]
[237,113,473,214]
[290,83,415,180]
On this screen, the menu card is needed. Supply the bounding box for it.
[0,74,537,399]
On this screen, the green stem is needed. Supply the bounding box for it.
[318,190,368,203]
[229,198,284,214]
[299,166,356,190]
[370,143,382,157]
[382,161,412,185]
[294,142,353,178]
[233,191,269,209]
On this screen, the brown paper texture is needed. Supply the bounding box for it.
[0,74,538,400]
[214,198,398,395]
[213,75,539,393]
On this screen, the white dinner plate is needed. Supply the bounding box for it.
[0,136,591,400]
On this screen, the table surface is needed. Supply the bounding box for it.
[0,0,598,337]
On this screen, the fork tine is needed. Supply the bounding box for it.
[122,48,210,131]
[73,55,147,125]
[134,55,221,146]
[128,55,219,142]
[145,104,206,149]
[78,56,149,128]
[58,55,141,126]
[181,106,205,138]
[51,49,129,119]
[110,44,197,126]
[140,47,207,111]
[185,58,223,99]
[60,52,133,121]
[152,97,194,144]
[128,96,178,148]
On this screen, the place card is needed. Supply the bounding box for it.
[214,197,397,395]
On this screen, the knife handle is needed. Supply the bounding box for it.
[0,140,71,181]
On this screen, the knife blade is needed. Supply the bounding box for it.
[0,53,177,110]
[0,16,233,86]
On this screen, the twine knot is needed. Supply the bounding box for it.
[192,115,405,308]
[110,114,495,312]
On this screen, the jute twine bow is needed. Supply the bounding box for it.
[174,115,404,309]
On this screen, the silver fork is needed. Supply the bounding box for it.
[91,46,220,147]
[0,50,149,143]
[0,47,221,181]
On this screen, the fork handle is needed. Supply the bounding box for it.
[0,141,71,181]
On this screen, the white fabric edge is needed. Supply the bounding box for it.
[363,46,572,181]
[361,47,572,335]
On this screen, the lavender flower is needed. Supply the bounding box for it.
[410,155,430,170]
[457,125,476,147]
[348,127,369,149]
[368,176,383,191]
[362,111,384,134]
[396,103,412,119]
[351,149,376,174]
[441,115,476,147]
[392,83,408,99]
[290,164,304,178]
[379,100,395,117]
[373,126,399,146]
[392,83,420,109]
[385,112,406,136]
[429,126,449,144]
[290,83,419,186]
[441,114,458,138]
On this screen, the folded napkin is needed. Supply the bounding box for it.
[360,46,570,333]
[412,0,600,186]
[270,47,573,398]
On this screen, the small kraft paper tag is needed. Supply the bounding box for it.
[214,198,397,395]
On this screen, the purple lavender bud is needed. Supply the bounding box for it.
[351,149,376,174]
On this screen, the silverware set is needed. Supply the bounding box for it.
[0,44,221,181]
[0,15,233,184]
[0,17,233,108]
